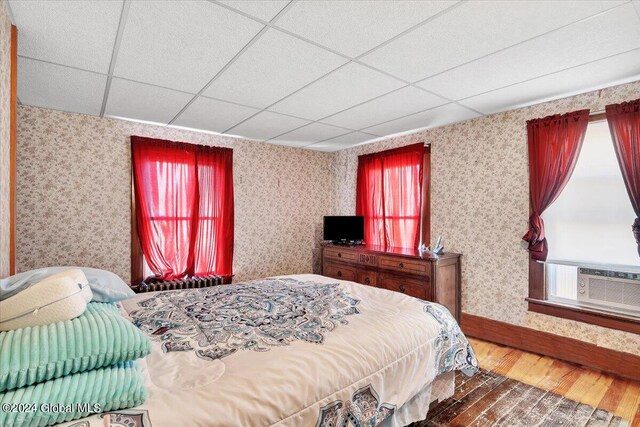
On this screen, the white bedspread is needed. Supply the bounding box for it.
[61,274,477,427]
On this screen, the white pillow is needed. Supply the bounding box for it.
[0,269,93,331]
[0,266,134,302]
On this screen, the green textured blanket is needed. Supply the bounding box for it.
[0,361,146,427]
[0,302,151,392]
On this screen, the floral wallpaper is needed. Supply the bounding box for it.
[330,80,640,356]
[0,0,11,279]
[16,105,332,283]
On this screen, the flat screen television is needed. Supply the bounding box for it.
[323,216,364,242]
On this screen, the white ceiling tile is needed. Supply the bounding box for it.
[10,0,123,73]
[459,50,640,115]
[173,96,260,133]
[203,29,347,108]
[114,1,263,93]
[269,62,405,120]
[218,0,289,21]
[306,132,376,152]
[363,103,481,137]
[227,111,310,141]
[275,1,456,57]
[418,4,640,100]
[321,86,448,130]
[105,79,193,125]
[18,58,106,116]
[272,122,352,145]
[361,1,627,82]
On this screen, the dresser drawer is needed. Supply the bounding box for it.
[324,247,358,263]
[379,256,430,276]
[324,263,357,282]
[379,275,432,300]
[356,271,378,287]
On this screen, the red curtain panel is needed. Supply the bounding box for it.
[131,136,234,280]
[606,99,640,257]
[356,143,424,249]
[523,109,590,261]
[193,145,234,277]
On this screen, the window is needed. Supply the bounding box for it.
[526,110,640,335]
[131,136,234,284]
[543,119,637,301]
[356,143,430,249]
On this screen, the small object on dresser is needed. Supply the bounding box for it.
[432,236,444,255]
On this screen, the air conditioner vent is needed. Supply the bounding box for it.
[578,267,640,313]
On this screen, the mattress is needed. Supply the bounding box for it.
[58,274,477,427]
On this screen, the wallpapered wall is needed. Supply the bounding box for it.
[0,0,11,279]
[16,105,332,283]
[330,80,640,356]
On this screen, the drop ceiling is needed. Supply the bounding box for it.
[9,0,640,152]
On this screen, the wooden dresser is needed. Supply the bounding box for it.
[322,244,462,321]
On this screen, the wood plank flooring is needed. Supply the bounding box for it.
[466,338,640,425]
[408,338,639,426]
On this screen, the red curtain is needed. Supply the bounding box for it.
[356,143,424,249]
[193,145,234,276]
[606,99,640,257]
[132,136,233,280]
[523,110,590,261]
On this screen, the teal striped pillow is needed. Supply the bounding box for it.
[0,361,146,427]
[0,302,151,392]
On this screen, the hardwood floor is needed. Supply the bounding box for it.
[469,338,640,424]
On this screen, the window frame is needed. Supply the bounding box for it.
[526,113,640,334]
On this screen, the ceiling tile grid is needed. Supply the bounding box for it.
[217,0,291,22]
[359,0,627,83]
[268,122,354,147]
[9,0,123,73]
[105,78,194,125]
[320,85,449,130]
[274,0,458,57]
[18,57,108,116]
[226,110,310,141]
[172,96,261,134]
[11,0,640,152]
[459,49,640,115]
[202,28,348,109]
[268,62,406,120]
[113,1,263,93]
[306,132,378,151]
[362,103,482,137]
[416,3,640,101]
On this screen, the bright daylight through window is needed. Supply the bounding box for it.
[542,120,638,303]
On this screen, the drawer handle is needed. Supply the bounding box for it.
[337,271,342,277]
[338,253,342,258]
[399,262,404,269]
[399,284,406,293]
[364,277,370,285]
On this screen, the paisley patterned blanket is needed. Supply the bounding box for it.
[60,274,477,427]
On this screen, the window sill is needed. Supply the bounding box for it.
[526,298,640,334]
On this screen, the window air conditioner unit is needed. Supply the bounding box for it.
[577,267,640,314]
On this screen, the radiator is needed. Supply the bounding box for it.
[132,275,224,293]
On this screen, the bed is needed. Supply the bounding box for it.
[61,274,477,427]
